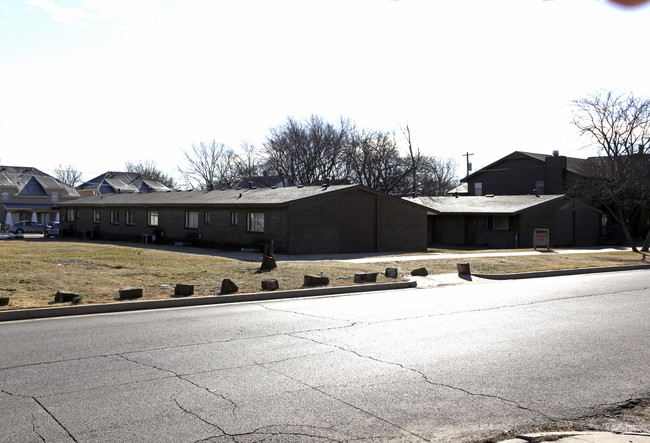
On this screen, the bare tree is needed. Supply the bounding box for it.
[234,141,263,181]
[178,140,236,190]
[570,90,650,252]
[264,115,354,185]
[124,160,176,189]
[344,130,411,194]
[399,123,423,197]
[418,156,459,196]
[54,164,83,187]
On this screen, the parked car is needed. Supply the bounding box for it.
[9,221,45,234]
[44,221,60,237]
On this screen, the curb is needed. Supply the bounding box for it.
[0,281,417,322]
[473,264,650,280]
[497,431,650,442]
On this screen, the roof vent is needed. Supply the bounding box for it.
[271,185,277,189]
[296,184,303,188]
[485,194,495,198]
[553,150,559,157]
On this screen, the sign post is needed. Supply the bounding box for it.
[534,228,550,250]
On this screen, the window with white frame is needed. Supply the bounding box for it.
[247,212,264,232]
[487,215,509,231]
[148,210,159,227]
[93,210,101,223]
[126,210,135,225]
[204,211,211,224]
[63,208,74,221]
[185,211,199,229]
[231,211,238,226]
[1,191,9,202]
[474,182,483,196]
[110,210,119,224]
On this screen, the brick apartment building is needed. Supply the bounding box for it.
[58,184,429,254]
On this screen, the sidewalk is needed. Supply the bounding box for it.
[341,247,633,264]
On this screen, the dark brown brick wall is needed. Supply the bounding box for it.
[287,195,341,254]
[61,189,428,254]
[376,194,427,252]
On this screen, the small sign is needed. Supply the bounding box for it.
[534,228,550,250]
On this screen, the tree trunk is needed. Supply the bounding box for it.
[614,205,639,253]
[642,227,650,252]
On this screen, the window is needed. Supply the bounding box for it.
[63,209,74,221]
[247,212,264,232]
[110,210,120,224]
[486,215,509,231]
[93,210,101,223]
[1,191,9,202]
[474,182,483,196]
[204,211,211,224]
[185,211,199,229]
[148,210,159,226]
[535,180,545,195]
[231,212,238,225]
[126,210,135,225]
[50,191,59,203]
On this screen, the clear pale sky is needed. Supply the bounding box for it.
[1,0,649,183]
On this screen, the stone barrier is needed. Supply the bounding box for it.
[174,284,194,297]
[303,275,329,287]
[385,268,398,279]
[220,279,239,295]
[411,267,428,277]
[55,291,79,303]
[119,287,143,299]
[354,272,378,283]
[261,279,279,291]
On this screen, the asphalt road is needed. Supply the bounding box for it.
[1,270,649,442]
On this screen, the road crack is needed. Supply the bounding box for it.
[259,363,431,442]
[173,396,228,435]
[1,389,78,442]
[290,333,555,422]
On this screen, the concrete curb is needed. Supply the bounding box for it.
[498,431,650,442]
[0,281,417,322]
[473,264,650,280]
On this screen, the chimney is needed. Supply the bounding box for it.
[545,152,567,194]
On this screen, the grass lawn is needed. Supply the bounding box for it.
[1,238,647,310]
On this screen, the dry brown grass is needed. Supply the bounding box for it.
[1,238,647,310]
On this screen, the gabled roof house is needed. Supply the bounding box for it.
[409,194,600,248]
[462,151,589,196]
[0,166,80,229]
[76,172,171,197]
[405,150,603,248]
[59,184,429,254]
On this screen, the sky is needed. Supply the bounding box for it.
[1,0,650,184]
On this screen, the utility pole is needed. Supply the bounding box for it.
[463,152,474,177]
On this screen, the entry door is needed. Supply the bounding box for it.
[465,216,477,246]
